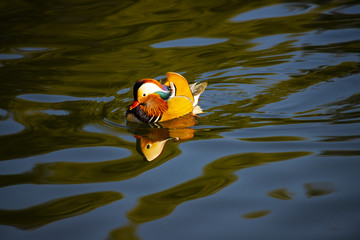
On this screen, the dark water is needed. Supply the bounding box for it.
[1,0,360,239]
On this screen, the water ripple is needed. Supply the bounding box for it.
[151,37,228,48]
[230,3,317,22]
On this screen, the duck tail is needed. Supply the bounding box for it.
[190,81,207,107]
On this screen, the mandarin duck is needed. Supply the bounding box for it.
[126,72,207,123]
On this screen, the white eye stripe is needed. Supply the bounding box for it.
[139,83,165,96]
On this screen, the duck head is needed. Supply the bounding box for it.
[127,79,172,123]
[129,79,171,110]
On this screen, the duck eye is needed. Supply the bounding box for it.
[146,144,151,149]
[143,93,146,97]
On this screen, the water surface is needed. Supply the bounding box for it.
[1,0,360,239]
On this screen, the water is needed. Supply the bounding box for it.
[1,0,360,239]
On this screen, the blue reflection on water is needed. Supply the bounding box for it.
[151,37,228,48]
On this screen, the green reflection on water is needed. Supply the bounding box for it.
[105,151,311,239]
[0,146,181,187]
[304,182,335,198]
[267,188,294,200]
[127,151,310,223]
[128,175,236,223]
[242,210,271,219]
[0,191,123,230]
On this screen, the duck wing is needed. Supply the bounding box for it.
[160,96,193,122]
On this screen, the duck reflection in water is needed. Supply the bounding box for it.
[126,72,207,161]
[127,114,197,161]
[127,114,196,161]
